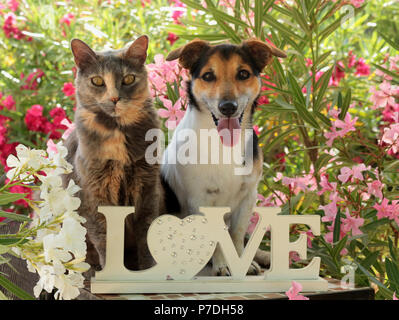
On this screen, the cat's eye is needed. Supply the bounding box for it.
[202,72,216,82]
[91,76,104,86]
[237,70,250,80]
[122,74,135,85]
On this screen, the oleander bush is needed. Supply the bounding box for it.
[0,0,398,300]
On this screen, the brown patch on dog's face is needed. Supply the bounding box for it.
[191,51,261,122]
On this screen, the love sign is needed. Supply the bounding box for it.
[90,207,328,294]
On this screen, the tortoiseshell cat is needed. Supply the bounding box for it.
[63,35,164,273]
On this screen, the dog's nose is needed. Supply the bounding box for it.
[218,100,238,117]
[110,96,120,105]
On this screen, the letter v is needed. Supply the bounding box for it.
[200,207,280,280]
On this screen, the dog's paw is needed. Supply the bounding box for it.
[247,260,262,275]
[212,264,231,276]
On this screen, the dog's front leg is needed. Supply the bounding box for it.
[229,191,262,275]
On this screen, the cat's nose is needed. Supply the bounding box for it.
[110,96,120,105]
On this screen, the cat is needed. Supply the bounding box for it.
[63,35,165,273]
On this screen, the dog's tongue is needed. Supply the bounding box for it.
[217,118,241,147]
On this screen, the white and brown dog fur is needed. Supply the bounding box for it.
[161,39,286,275]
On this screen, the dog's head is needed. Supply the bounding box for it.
[167,39,286,145]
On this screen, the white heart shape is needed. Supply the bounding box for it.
[147,214,217,280]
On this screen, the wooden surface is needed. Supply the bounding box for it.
[0,221,38,300]
[80,277,375,300]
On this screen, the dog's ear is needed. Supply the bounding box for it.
[166,39,210,70]
[71,39,98,69]
[124,35,149,65]
[242,39,286,71]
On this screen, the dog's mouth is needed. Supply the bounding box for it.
[211,112,244,147]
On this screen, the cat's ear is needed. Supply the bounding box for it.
[124,35,149,65]
[71,39,98,70]
[166,39,210,70]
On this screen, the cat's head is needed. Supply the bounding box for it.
[71,35,150,119]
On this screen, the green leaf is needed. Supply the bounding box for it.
[388,237,398,263]
[385,258,399,291]
[314,67,333,112]
[333,209,342,244]
[0,238,29,246]
[0,290,8,300]
[263,127,298,154]
[254,0,263,37]
[355,261,393,294]
[339,88,352,120]
[360,251,379,270]
[0,211,32,222]
[0,193,28,205]
[372,63,399,82]
[262,13,303,41]
[178,34,229,41]
[180,0,207,11]
[0,274,35,300]
[0,245,9,255]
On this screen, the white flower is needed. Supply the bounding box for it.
[54,272,84,300]
[6,144,48,182]
[33,265,56,297]
[38,173,62,194]
[39,180,81,222]
[42,234,72,264]
[47,141,73,173]
[55,217,87,258]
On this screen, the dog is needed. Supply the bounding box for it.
[161,38,286,275]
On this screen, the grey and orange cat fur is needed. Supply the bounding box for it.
[63,35,164,273]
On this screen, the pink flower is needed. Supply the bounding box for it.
[62,82,75,97]
[318,174,336,195]
[355,58,370,76]
[253,125,260,136]
[2,95,15,110]
[61,118,75,140]
[334,113,358,137]
[367,180,384,199]
[394,292,398,300]
[167,32,178,46]
[158,97,185,129]
[351,163,367,181]
[24,104,47,132]
[21,69,44,90]
[351,0,364,8]
[246,212,259,234]
[320,201,338,222]
[329,62,345,86]
[60,13,75,26]
[370,81,397,109]
[324,112,357,146]
[6,0,19,12]
[2,12,24,39]
[338,166,352,183]
[347,51,356,68]
[381,123,399,153]
[374,198,393,220]
[285,281,309,300]
[341,209,364,236]
[46,139,58,154]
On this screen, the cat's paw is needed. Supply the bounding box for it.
[212,264,231,276]
[247,260,262,275]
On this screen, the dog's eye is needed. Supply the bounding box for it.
[237,70,250,80]
[122,74,135,85]
[91,76,104,86]
[202,72,216,82]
